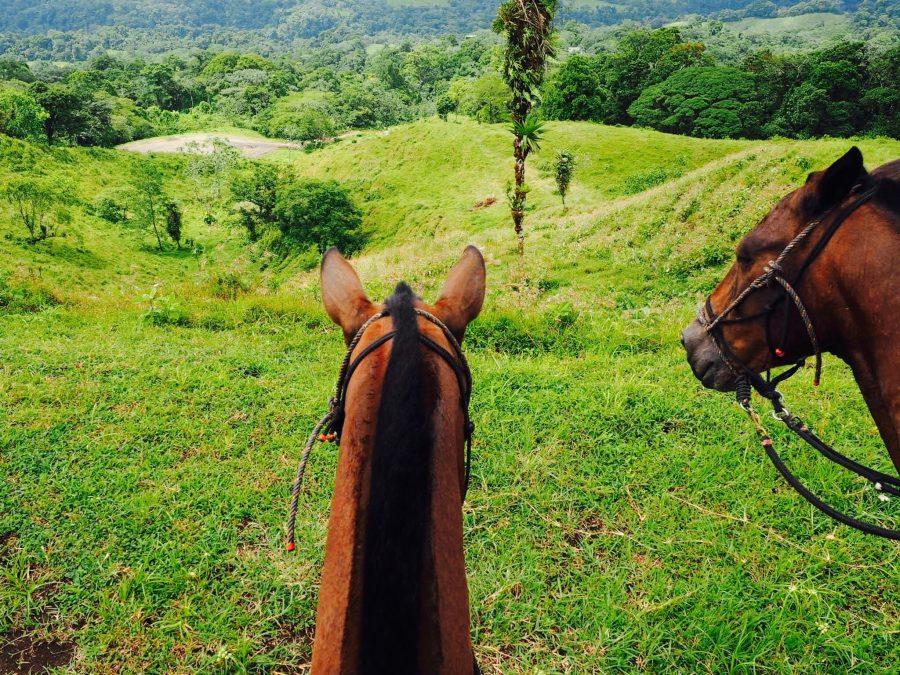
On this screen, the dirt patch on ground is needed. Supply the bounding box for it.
[0,630,75,673]
[117,133,302,158]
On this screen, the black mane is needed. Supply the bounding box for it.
[359,281,437,673]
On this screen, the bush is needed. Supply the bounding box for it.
[1,176,73,242]
[211,270,250,300]
[93,190,130,223]
[274,179,365,255]
[0,272,60,314]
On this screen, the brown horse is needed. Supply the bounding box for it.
[311,246,486,674]
[682,147,900,473]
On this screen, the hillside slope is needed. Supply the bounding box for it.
[1,123,899,672]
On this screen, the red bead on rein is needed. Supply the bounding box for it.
[774,348,785,358]
[286,541,296,552]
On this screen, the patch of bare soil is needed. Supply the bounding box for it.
[0,630,75,674]
[116,133,302,158]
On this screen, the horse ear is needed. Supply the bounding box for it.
[434,246,486,342]
[813,147,867,211]
[321,248,377,343]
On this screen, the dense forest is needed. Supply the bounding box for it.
[0,22,896,149]
[0,1,896,62]
[0,1,871,34]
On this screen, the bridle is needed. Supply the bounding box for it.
[700,184,900,540]
[286,308,475,551]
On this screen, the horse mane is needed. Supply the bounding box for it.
[359,281,436,673]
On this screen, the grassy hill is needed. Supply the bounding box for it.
[1,120,899,672]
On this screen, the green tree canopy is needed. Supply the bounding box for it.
[274,179,365,254]
[628,66,765,139]
[0,88,48,142]
[543,54,607,121]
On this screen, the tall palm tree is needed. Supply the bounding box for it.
[494,0,557,256]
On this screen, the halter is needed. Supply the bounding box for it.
[699,184,899,540]
[286,308,475,551]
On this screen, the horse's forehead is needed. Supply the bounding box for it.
[750,187,806,243]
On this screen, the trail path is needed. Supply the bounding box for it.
[117,132,303,158]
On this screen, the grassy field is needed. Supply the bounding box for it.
[1,119,899,672]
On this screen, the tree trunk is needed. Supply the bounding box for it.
[148,197,163,250]
[513,136,527,257]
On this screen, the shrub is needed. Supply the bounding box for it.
[0,272,60,314]
[0,176,73,243]
[93,190,130,223]
[211,270,250,300]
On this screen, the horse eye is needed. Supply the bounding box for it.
[736,253,752,266]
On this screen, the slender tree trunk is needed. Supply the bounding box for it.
[513,136,527,257]
[148,196,163,250]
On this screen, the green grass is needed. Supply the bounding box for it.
[1,120,899,672]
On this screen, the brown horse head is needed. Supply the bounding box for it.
[682,148,900,470]
[312,246,485,674]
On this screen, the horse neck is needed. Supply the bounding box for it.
[816,203,900,471]
[311,325,473,674]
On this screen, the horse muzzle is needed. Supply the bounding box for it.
[681,319,739,392]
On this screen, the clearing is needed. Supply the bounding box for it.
[117,131,302,158]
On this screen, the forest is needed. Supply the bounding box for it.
[0,25,897,152]
[0,1,877,34]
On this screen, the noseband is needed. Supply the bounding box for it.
[700,185,878,393]
[286,308,475,551]
[700,185,900,540]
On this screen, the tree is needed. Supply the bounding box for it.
[336,76,410,129]
[231,162,279,226]
[553,150,576,209]
[447,74,510,124]
[435,92,455,121]
[494,0,557,256]
[184,138,242,223]
[1,177,70,243]
[0,89,47,142]
[628,67,765,139]
[602,28,710,124]
[165,201,183,248]
[543,55,606,121]
[274,179,365,255]
[267,91,338,142]
[130,162,167,250]
[773,82,834,138]
[0,59,34,83]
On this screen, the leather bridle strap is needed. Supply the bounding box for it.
[286,308,475,551]
[702,183,899,539]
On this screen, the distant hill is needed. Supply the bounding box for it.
[0,0,864,36]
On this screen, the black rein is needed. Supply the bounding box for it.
[702,185,900,540]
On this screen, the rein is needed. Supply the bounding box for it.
[286,308,475,552]
[700,185,900,540]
